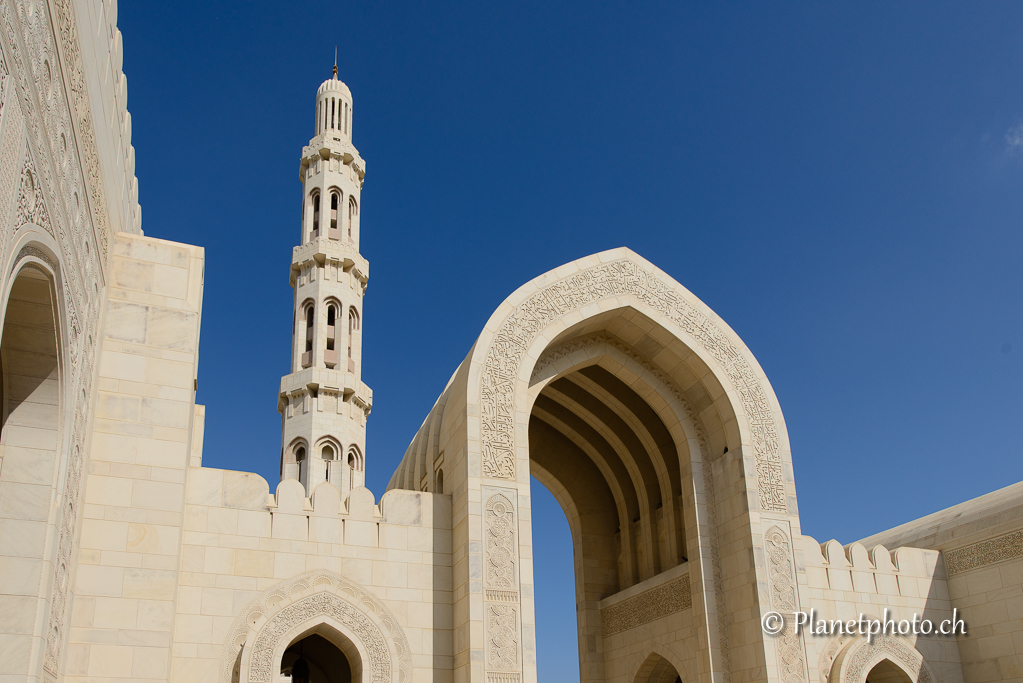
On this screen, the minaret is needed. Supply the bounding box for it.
[278,64,370,498]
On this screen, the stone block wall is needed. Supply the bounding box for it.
[173,471,453,683]
[66,233,204,681]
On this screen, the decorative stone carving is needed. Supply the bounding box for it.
[50,0,115,260]
[843,636,931,683]
[764,526,805,683]
[248,592,390,683]
[11,242,54,272]
[600,575,692,637]
[945,529,1023,576]
[486,604,519,671]
[221,569,412,683]
[817,636,848,683]
[15,151,50,235]
[481,259,787,515]
[777,622,806,683]
[766,526,797,612]
[485,493,517,589]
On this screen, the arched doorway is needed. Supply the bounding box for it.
[634,651,684,683]
[865,659,914,683]
[0,259,64,678]
[280,630,356,683]
[0,264,60,450]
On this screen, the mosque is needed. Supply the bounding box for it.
[0,2,1019,682]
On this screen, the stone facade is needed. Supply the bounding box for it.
[0,2,1019,683]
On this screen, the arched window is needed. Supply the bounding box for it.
[347,446,362,471]
[311,192,320,238]
[331,98,336,129]
[329,192,339,238]
[322,444,336,482]
[347,308,360,364]
[301,304,314,367]
[436,469,444,495]
[347,197,357,238]
[325,303,338,366]
[295,445,307,484]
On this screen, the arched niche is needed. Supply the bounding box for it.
[829,636,934,683]
[633,646,688,683]
[222,570,412,683]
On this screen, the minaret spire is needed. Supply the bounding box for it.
[278,69,369,498]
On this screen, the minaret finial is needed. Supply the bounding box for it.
[333,47,338,78]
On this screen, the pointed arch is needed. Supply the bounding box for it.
[830,636,934,683]
[222,570,412,683]
[632,644,688,683]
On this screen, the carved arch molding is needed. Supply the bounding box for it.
[220,570,412,683]
[478,258,787,514]
[824,635,934,683]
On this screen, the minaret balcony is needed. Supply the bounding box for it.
[302,139,366,182]
[292,239,369,286]
[301,351,312,367]
[324,349,339,367]
[280,367,373,412]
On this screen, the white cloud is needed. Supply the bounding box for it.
[1005,122,1023,150]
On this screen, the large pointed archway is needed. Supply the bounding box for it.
[389,248,805,683]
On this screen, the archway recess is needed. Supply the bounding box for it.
[388,248,804,683]
[280,630,357,683]
[226,570,412,683]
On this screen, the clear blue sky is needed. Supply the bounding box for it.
[121,3,1023,680]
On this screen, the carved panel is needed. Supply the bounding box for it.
[15,149,50,234]
[481,259,787,514]
[777,622,806,683]
[485,493,517,589]
[766,526,797,612]
[600,575,692,637]
[945,529,1023,576]
[486,604,519,671]
[248,592,390,683]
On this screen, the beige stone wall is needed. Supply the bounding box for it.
[947,552,1023,683]
[861,483,1023,683]
[799,537,963,683]
[173,473,453,683]
[65,233,203,681]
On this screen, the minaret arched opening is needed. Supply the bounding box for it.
[294,445,308,488]
[329,190,340,239]
[301,302,314,368]
[310,192,320,240]
[325,301,338,368]
[347,197,357,239]
[347,307,359,372]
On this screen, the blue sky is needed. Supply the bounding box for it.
[121,3,1023,680]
